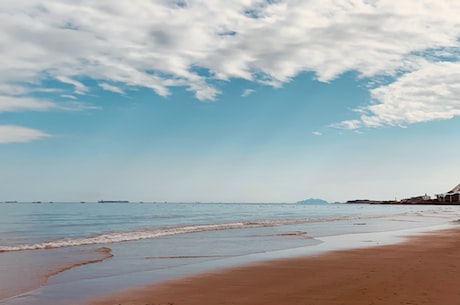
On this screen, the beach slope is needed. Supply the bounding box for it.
[89,227,460,305]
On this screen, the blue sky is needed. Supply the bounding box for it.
[1,1,460,202]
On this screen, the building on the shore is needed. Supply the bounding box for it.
[436,183,460,203]
[438,193,460,203]
[401,193,431,204]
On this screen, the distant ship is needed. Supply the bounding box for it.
[98,200,129,203]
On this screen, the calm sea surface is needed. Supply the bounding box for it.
[1,202,459,304]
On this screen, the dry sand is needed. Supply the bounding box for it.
[90,227,460,305]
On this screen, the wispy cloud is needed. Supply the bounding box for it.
[1,0,460,125]
[312,131,322,136]
[331,120,362,130]
[0,96,57,112]
[56,76,89,95]
[98,83,125,95]
[0,96,97,113]
[241,89,255,97]
[61,94,77,100]
[0,125,50,144]
[57,101,100,112]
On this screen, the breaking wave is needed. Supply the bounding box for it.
[0,215,383,252]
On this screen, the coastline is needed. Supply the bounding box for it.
[89,224,460,305]
[2,205,459,304]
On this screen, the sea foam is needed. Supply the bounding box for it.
[0,215,383,252]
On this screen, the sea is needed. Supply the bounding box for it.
[1,202,459,305]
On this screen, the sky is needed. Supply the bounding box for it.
[1,0,460,202]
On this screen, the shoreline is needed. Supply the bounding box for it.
[0,247,113,301]
[2,206,459,304]
[89,225,460,305]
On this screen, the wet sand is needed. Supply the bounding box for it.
[90,227,460,305]
[0,247,113,300]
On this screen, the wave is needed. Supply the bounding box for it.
[0,215,386,252]
[46,247,113,278]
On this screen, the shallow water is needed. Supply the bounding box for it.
[1,202,459,304]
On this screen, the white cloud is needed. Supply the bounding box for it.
[57,101,100,111]
[0,0,460,124]
[55,76,89,95]
[61,94,77,100]
[0,96,97,112]
[98,83,125,95]
[0,96,57,112]
[241,89,255,97]
[340,61,460,128]
[312,131,322,136]
[0,125,50,143]
[331,120,361,130]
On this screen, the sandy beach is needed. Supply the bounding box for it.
[89,226,460,305]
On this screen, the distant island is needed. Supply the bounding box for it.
[297,198,329,204]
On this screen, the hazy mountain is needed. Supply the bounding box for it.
[296,198,329,204]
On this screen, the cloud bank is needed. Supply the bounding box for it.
[1,0,460,136]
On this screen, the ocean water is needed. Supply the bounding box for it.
[1,202,459,305]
